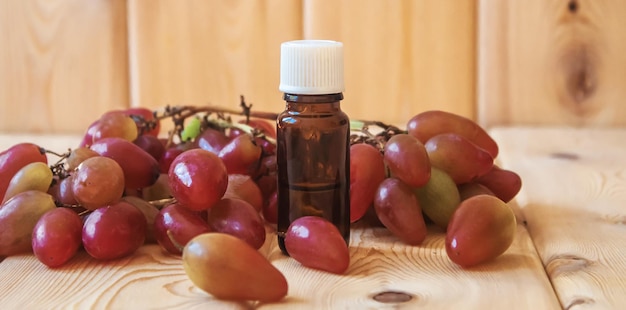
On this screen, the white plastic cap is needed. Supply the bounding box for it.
[279,40,344,95]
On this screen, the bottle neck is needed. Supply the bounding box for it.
[283,93,343,103]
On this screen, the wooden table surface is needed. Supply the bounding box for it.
[0,127,624,309]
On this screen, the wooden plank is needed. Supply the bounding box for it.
[303,0,476,124]
[127,0,302,120]
[0,0,129,134]
[492,127,626,308]
[478,0,626,127]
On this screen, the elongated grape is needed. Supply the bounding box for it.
[2,162,53,203]
[446,195,516,267]
[414,167,461,229]
[350,143,386,223]
[0,143,47,202]
[82,200,146,260]
[153,202,211,254]
[383,134,431,188]
[168,148,228,211]
[475,165,522,203]
[374,178,427,245]
[284,216,350,274]
[122,196,160,244]
[407,110,499,158]
[457,182,495,201]
[425,133,493,184]
[0,191,56,256]
[183,233,288,302]
[32,207,83,267]
[48,175,78,205]
[90,137,160,189]
[206,198,266,250]
[72,156,125,210]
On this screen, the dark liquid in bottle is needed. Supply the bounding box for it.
[276,98,350,255]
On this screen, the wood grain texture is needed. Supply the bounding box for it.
[478,0,626,127]
[492,127,626,308]
[0,0,129,134]
[127,0,302,118]
[304,0,477,125]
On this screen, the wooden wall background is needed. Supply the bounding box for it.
[1,0,625,135]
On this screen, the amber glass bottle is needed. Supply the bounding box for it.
[276,40,350,255]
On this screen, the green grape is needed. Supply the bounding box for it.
[181,117,202,142]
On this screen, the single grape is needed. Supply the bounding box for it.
[350,143,386,223]
[122,196,160,244]
[91,111,138,143]
[168,148,228,211]
[446,195,516,267]
[194,127,229,155]
[141,173,172,202]
[475,165,522,203]
[183,233,288,302]
[414,167,461,229]
[206,198,266,250]
[153,203,211,255]
[158,142,192,174]
[284,216,350,274]
[223,174,264,213]
[383,134,431,188]
[374,178,427,245]
[72,156,125,210]
[218,134,262,175]
[32,207,83,267]
[0,191,56,256]
[90,137,160,189]
[79,119,99,148]
[406,110,499,158]
[133,134,166,162]
[48,175,78,205]
[82,200,147,260]
[2,162,53,203]
[425,133,493,184]
[67,147,99,171]
[0,143,47,202]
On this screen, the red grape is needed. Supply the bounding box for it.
[223,174,264,213]
[407,110,499,158]
[82,200,147,260]
[0,143,47,202]
[154,203,211,255]
[374,178,427,245]
[32,208,83,267]
[218,134,262,175]
[72,156,125,210]
[446,195,516,267]
[383,134,431,188]
[124,107,161,137]
[133,134,166,161]
[168,148,228,211]
[425,133,493,184]
[91,111,138,143]
[194,127,229,155]
[475,165,522,203]
[90,137,160,189]
[284,216,350,274]
[206,198,266,249]
[349,143,386,223]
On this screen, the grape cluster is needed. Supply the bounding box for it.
[350,110,521,267]
[0,103,521,302]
